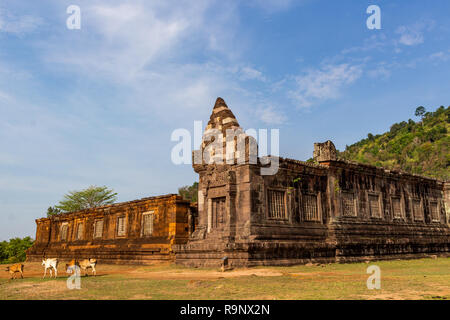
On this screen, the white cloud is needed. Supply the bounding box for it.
[46,2,194,82]
[0,60,32,81]
[367,65,391,79]
[37,1,246,120]
[0,90,13,101]
[0,12,42,35]
[341,34,388,54]
[240,66,266,81]
[429,51,450,62]
[290,63,363,108]
[397,26,424,46]
[257,105,287,125]
[396,21,435,46]
[42,1,241,83]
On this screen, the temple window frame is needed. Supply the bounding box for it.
[75,221,84,241]
[368,192,383,219]
[60,222,69,242]
[301,192,321,222]
[116,215,127,237]
[93,219,104,239]
[429,200,440,222]
[141,211,155,237]
[411,198,424,222]
[341,191,357,217]
[391,196,405,221]
[266,188,288,221]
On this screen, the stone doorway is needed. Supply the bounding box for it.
[208,197,226,233]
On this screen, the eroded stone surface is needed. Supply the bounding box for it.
[28,98,450,267]
[174,98,450,267]
[27,194,196,264]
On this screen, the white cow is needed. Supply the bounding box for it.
[42,258,58,279]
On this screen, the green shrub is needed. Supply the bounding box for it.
[0,237,34,264]
[340,106,449,180]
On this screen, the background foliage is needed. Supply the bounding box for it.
[49,185,118,216]
[0,237,34,264]
[178,182,198,203]
[339,106,450,180]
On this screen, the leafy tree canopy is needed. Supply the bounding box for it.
[46,206,62,217]
[339,106,449,180]
[178,182,198,203]
[415,106,426,118]
[0,237,34,264]
[55,185,118,213]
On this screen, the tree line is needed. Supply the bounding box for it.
[46,183,199,218]
[47,185,118,217]
[339,105,449,180]
[0,237,34,264]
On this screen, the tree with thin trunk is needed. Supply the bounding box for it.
[415,106,426,119]
[178,182,198,203]
[47,206,62,217]
[55,185,118,213]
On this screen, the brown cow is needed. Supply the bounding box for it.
[65,259,77,271]
[5,263,24,279]
[78,259,97,276]
[65,258,97,276]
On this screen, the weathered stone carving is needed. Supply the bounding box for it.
[27,195,196,264]
[313,140,337,163]
[174,98,450,267]
[28,98,450,267]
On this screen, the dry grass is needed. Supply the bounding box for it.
[0,257,448,300]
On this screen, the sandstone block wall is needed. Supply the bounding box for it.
[174,98,450,267]
[27,194,195,264]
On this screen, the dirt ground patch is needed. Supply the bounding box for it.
[129,268,283,279]
[0,262,283,280]
[1,279,69,299]
[1,257,449,300]
[362,288,450,300]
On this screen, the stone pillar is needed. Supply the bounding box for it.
[207,198,212,233]
[197,188,207,226]
[225,170,237,242]
[444,182,450,226]
[198,190,204,218]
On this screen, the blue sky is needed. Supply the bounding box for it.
[1,0,450,240]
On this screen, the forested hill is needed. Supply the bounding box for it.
[338,106,450,180]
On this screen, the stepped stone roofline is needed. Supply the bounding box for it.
[272,156,444,182]
[202,98,447,183]
[277,156,327,169]
[256,155,445,183]
[330,158,446,183]
[28,97,449,267]
[205,97,241,132]
[177,98,449,268]
[38,193,188,222]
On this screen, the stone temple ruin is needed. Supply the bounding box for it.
[27,194,196,264]
[28,98,450,266]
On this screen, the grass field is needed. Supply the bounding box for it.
[0,257,449,300]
